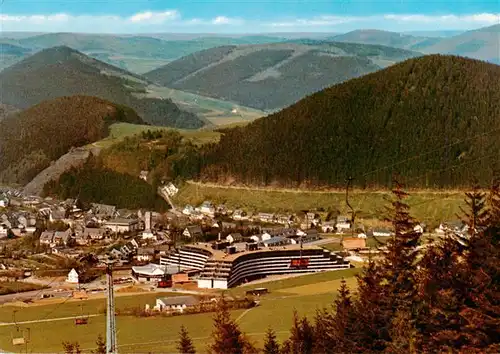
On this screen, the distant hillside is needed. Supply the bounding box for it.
[192,55,500,188]
[10,33,285,73]
[331,29,438,50]
[0,95,143,184]
[0,42,33,71]
[0,46,205,128]
[421,24,500,63]
[145,41,420,110]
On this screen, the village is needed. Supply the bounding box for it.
[0,183,471,309]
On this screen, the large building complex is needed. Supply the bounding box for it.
[159,243,350,289]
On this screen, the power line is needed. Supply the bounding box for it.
[361,127,500,178]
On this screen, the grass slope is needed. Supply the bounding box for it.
[193,55,500,189]
[144,41,420,110]
[0,46,205,128]
[0,96,143,185]
[174,182,466,226]
[0,269,356,353]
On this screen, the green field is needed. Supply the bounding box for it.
[0,269,359,353]
[141,85,265,126]
[92,122,222,149]
[174,182,467,226]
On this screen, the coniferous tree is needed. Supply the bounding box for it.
[263,327,280,354]
[177,325,196,354]
[62,342,82,354]
[459,183,489,244]
[377,179,422,349]
[91,335,106,354]
[418,184,493,352]
[312,308,334,354]
[350,258,389,352]
[208,298,256,354]
[329,279,356,353]
[282,311,314,354]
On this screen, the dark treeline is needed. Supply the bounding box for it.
[43,154,169,211]
[173,178,499,353]
[187,55,500,189]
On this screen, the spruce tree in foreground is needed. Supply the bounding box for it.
[208,298,256,354]
[281,310,314,354]
[177,325,196,354]
[62,342,82,354]
[91,334,106,354]
[263,327,280,354]
[330,279,356,352]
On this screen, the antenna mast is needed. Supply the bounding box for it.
[105,260,117,354]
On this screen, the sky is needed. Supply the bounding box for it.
[0,0,499,34]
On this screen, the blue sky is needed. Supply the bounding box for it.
[0,0,498,33]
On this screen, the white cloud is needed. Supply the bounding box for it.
[269,15,359,28]
[0,11,498,33]
[128,10,179,24]
[384,13,500,25]
[211,16,243,25]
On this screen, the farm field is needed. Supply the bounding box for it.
[174,181,467,226]
[0,269,358,353]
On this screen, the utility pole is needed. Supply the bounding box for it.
[345,177,355,239]
[105,260,117,354]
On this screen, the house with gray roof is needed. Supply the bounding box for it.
[154,295,199,313]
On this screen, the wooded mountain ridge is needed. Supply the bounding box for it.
[188,55,500,188]
[144,41,420,111]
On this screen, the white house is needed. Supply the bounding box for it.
[199,201,215,216]
[105,218,139,233]
[226,233,243,244]
[321,221,336,233]
[232,210,247,220]
[66,268,79,284]
[183,225,203,239]
[182,205,195,216]
[161,182,179,197]
[335,216,352,233]
[0,225,8,238]
[372,229,393,237]
[132,263,167,282]
[0,197,9,208]
[153,295,199,313]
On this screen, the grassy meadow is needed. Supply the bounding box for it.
[142,85,265,126]
[0,269,358,353]
[174,182,467,227]
[92,122,222,149]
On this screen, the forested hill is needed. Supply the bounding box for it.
[195,55,500,189]
[0,46,205,129]
[0,95,143,185]
[144,41,419,111]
